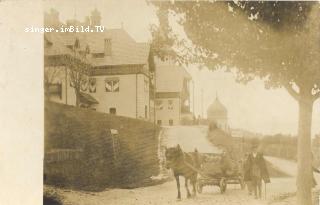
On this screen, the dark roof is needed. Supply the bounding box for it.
[79,92,99,104]
[44,29,150,67]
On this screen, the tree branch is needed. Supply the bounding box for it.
[284,82,300,101]
[311,83,320,101]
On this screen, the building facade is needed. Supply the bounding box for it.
[44,9,155,121]
[154,58,192,126]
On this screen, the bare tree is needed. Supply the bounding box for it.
[66,38,90,107]
[44,66,61,100]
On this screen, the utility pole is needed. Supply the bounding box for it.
[192,80,195,114]
[201,88,204,118]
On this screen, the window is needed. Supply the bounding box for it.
[168,100,174,110]
[80,80,88,92]
[89,78,96,93]
[156,100,163,110]
[92,53,105,58]
[109,107,116,115]
[104,38,112,56]
[169,119,173,126]
[69,78,75,88]
[48,83,62,99]
[105,78,119,92]
[157,120,162,125]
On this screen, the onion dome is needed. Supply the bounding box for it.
[207,95,227,119]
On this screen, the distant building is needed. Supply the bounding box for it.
[154,58,192,126]
[44,9,155,121]
[207,95,229,132]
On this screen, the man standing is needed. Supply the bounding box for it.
[245,144,270,199]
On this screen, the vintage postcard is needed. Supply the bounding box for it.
[4,0,320,205]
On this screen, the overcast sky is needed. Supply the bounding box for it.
[44,0,320,136]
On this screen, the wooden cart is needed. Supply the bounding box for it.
[196,155,245,194]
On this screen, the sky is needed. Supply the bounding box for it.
[44,0,320,136]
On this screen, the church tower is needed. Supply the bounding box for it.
[207,93,229,132]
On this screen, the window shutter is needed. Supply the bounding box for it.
[113,80,119,92]
[106,81,112,92]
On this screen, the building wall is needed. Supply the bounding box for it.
[47,66,151,120]
[208,117,229,132]
[155,97,180,126]
[89,74,135,118]
[136,74,150,120]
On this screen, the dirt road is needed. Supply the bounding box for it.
[46,126,315,205]
[47,180,268,205]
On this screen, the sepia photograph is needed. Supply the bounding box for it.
[39,0,320,205]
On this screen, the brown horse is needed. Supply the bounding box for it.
[165,145,199,199]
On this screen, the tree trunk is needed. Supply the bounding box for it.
[297,96,314,205]
[75,88,80,107]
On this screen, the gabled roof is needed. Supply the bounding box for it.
[79,92,99,105]
[155,58,192,93]
[44,29,150,67]
[44,34,74,56]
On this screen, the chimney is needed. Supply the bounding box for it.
[84,16,90,26]
[104,38,112,56]
[90,8,101,26]
[44,8,61,28]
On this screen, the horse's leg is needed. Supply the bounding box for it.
[251,177,256,198]
[185,177,191,198]
[192,175,197,197]
[175,175,181,199]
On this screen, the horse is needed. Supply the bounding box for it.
[164,145,200,199]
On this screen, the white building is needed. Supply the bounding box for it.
[44,9,194,124]
[154,58,192,126]
[44,9,155,121]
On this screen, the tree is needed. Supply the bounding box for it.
[150,1,320,204]
[67,38,90,107]
[44,66,61,100]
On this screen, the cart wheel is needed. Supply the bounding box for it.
[197,183,203,194]
[220,178,227,193]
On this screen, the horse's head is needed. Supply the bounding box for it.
[164,144,184,169]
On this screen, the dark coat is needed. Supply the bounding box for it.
[243,152,270,183]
